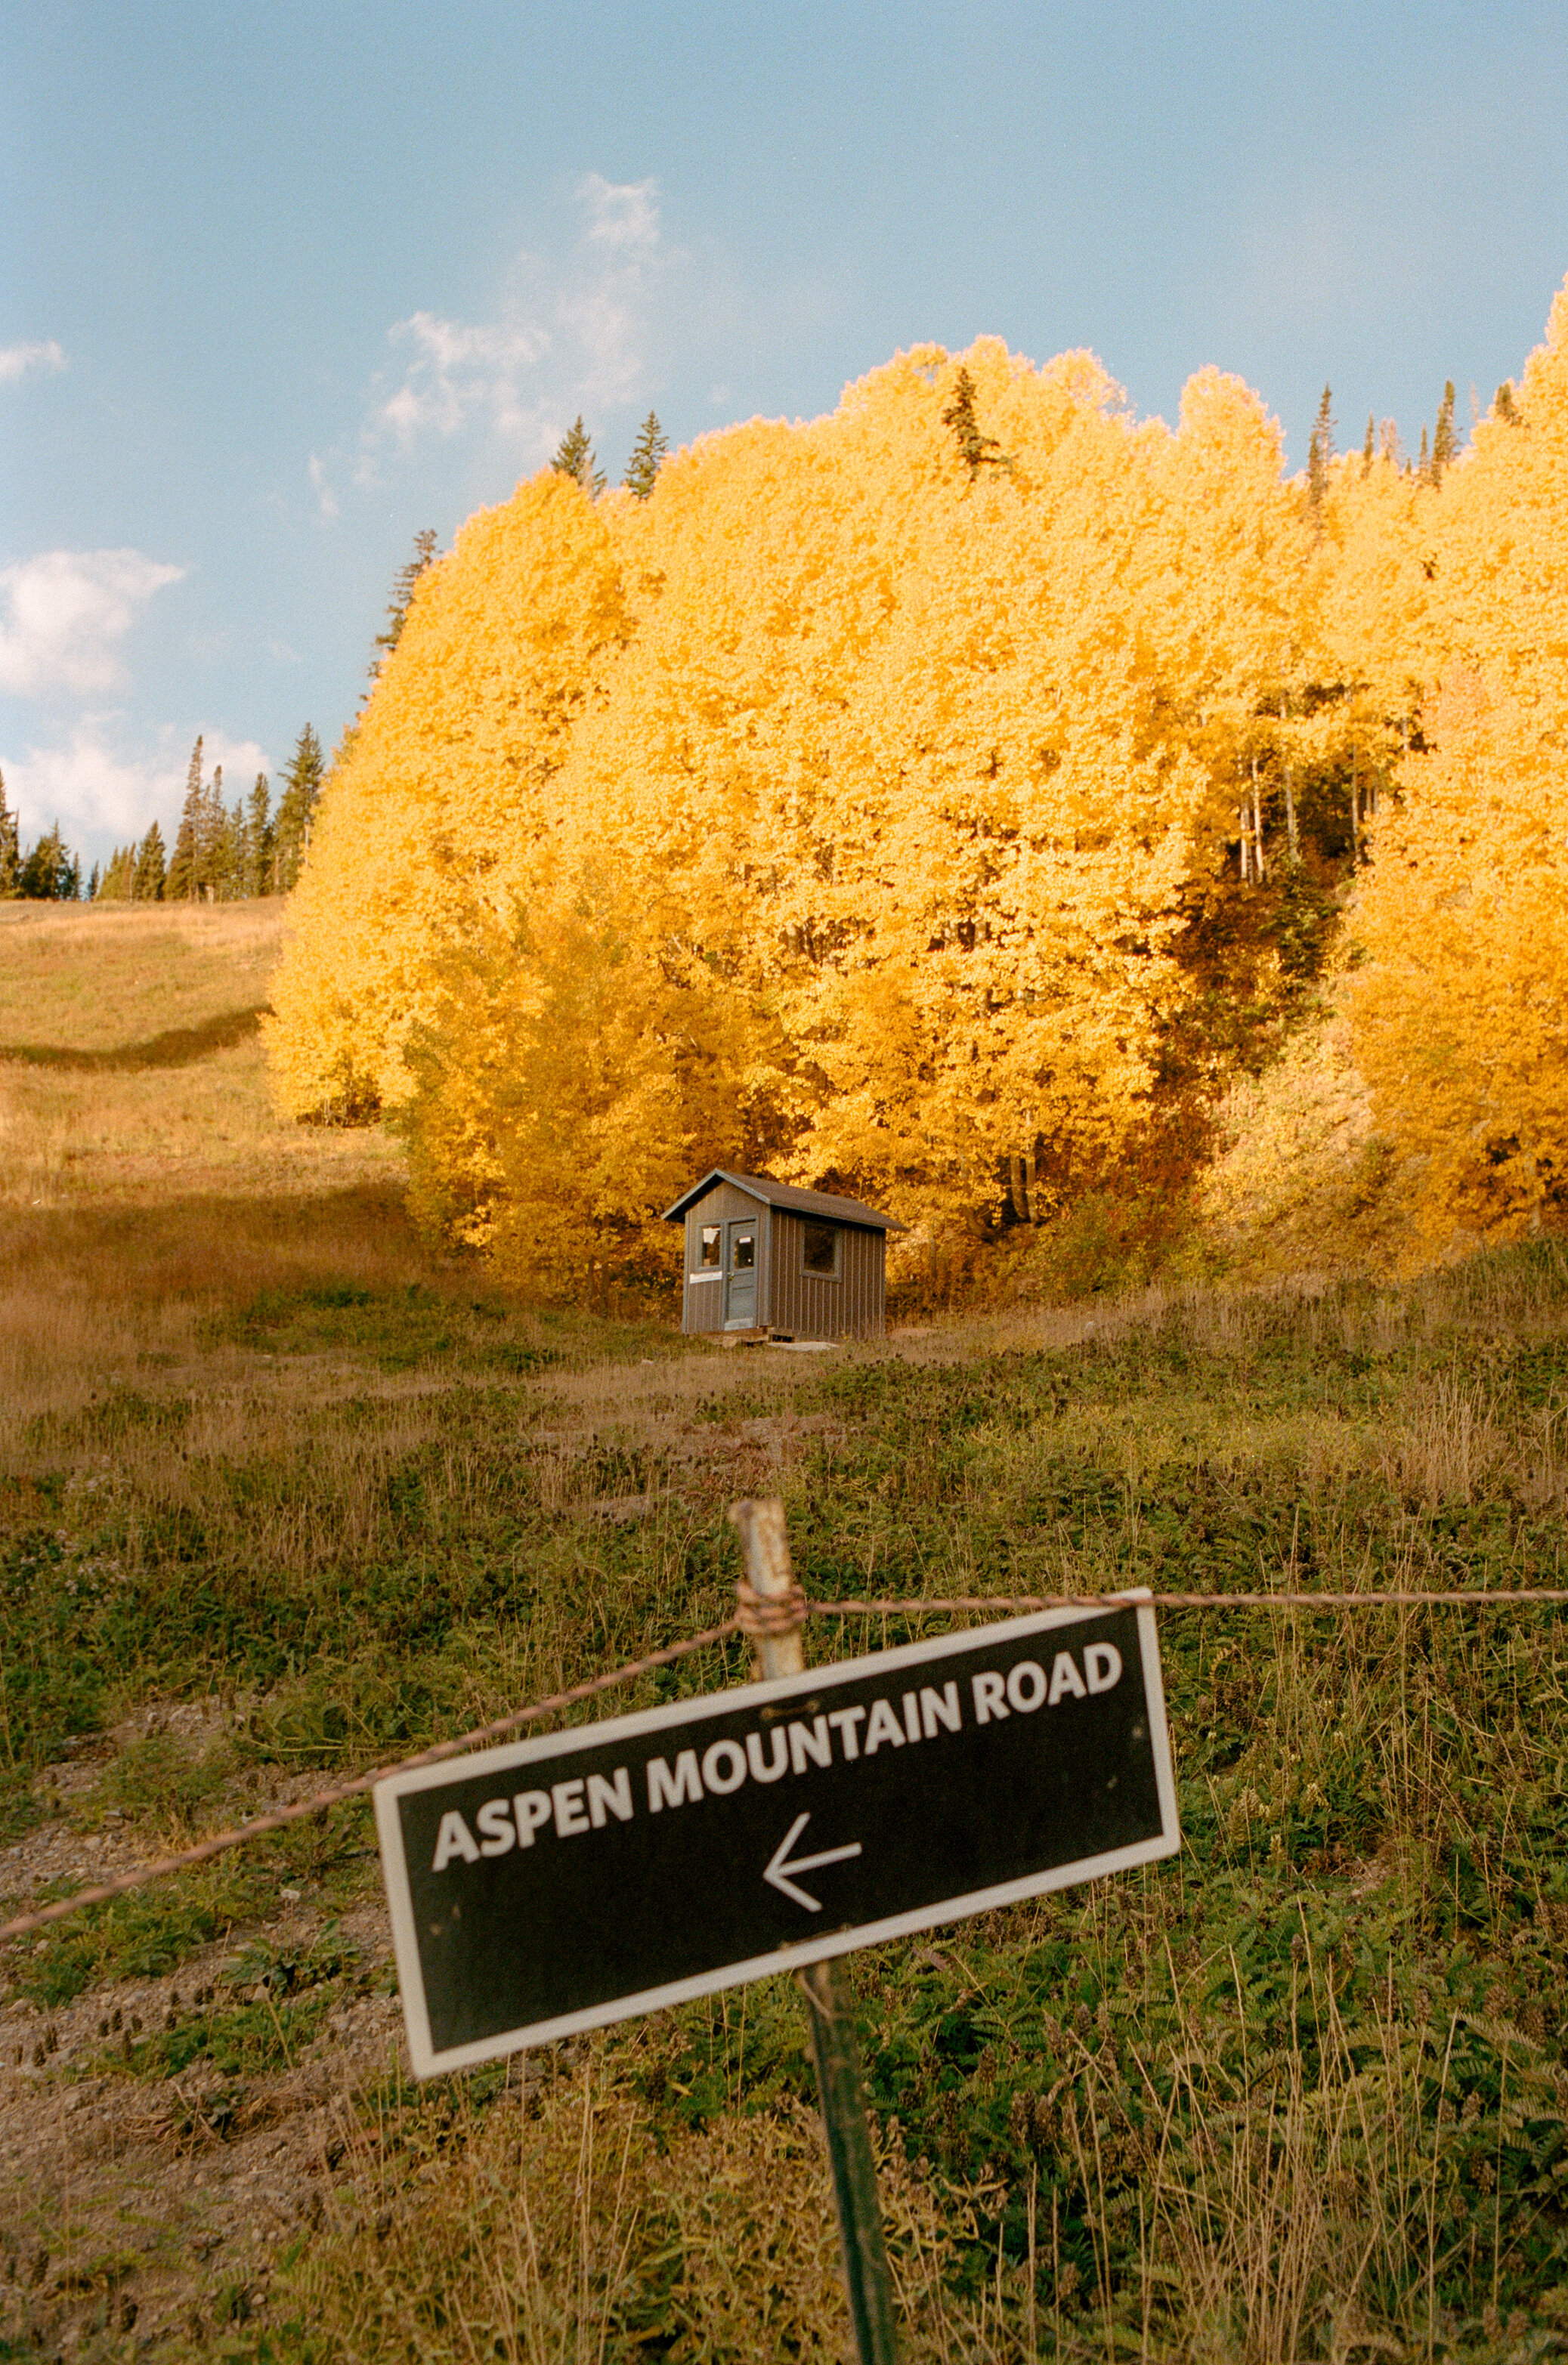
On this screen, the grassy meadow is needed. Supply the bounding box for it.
[2,901,1567,2361]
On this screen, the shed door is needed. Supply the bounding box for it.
[723,1220,758,1329]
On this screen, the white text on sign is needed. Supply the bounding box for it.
[428,1643,1122,1873]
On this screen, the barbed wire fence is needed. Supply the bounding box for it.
[3,1581,1566,1947]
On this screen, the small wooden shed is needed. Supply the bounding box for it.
[662,1170,902,1341]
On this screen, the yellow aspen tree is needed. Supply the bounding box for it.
[1137,367,1310,863]
[538,342,1223,1243]
[264,472,630,1119]
[276,330,1450,1293]
[1345,277,1568,1259]
[400,858,762,1290]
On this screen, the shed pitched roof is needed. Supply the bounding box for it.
[661,1170,905,1232]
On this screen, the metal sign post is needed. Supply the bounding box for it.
[729,1497,898,2365]
[373,1505,1180,2358]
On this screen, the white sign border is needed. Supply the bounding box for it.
[376,1594,1179,2078]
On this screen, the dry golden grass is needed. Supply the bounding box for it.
[0,900,427,1431]
[286,2053,982,2364]
[0,900,405,1211]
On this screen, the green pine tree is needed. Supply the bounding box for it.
[165,736,204,900]
[196,762,227,900]
[622,412,669,500]
[18,821,79,900]
[246,774,274,897]
[1495,380,1520,425]
[87,861,100,899]
[1307,385,1334,523]
[229,793,246,896]
[1432,379,1456,482]
[274,724,324,893]
[551,416,605,496]
[940,366,1010,480]
[0,768,19,898]
[133,821,167,901]
[374,529,438,671]
[1362,414,1375,473]
[1418,424,1430,482]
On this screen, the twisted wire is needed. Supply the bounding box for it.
[0,1616,742,1946]
[4,1583,1563,1946]
[734,1578,810,1637]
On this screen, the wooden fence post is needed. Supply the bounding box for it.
[728,1498,898,2365]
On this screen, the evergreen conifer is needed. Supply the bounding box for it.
[1495,380,1520,424]
[166,737,204,900]
[1432,379,1456,482]
[940,366,1010,479]
[370,529,438,691]
[18,821,79,899]
[196,762,227,899]
[274,725,324,892]
[1362,415,1375,472]
[246,774,274,896]
[0,768,18,898]
[622,412,668,499]
[1307,385,1334,522]
[551,416,605,496]
[133,821,166,901]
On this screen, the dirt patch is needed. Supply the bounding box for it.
[1,1712,410,2358]
[0,1940,404,2356]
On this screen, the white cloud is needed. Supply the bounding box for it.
[2,727,185,843]
[308,453,340,520]
[0,340,66,385]
[2,724,270,849]
[376,312,550,450]
[580,172,660,252]
[348,172,682,484]
[0,549,184,699]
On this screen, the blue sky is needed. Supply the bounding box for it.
[3,0,1566,873]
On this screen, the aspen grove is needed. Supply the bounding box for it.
[266,289,1568,1293]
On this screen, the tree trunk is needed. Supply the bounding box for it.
[1251,756,1266,881]
[1279,697,1298,865]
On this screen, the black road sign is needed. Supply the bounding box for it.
[376,1597,1179,2076]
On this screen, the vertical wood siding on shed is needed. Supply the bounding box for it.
[682,1182,771,1333]
[678,1182,886,1338]
[769,1210,885,1340]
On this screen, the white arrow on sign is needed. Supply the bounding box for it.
[763,1810,864,1912]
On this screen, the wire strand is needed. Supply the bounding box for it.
[4,1586,1564,1947]
[0,1616,743,1946]
[809,1589,1568,1615]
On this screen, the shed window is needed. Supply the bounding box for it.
[699,1225,721,1268]
[803,1221,840,1275]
